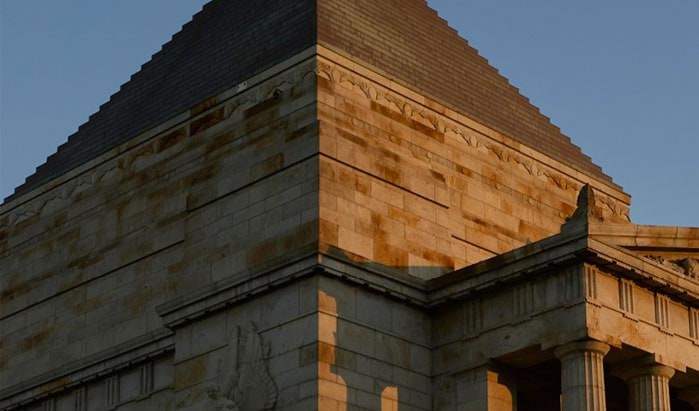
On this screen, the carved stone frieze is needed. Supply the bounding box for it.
[3,58,631,230]
[646,256,699,279]
[177,323,277,411]
[226,61,316,121]
[316,61,630,222]
[2,61,317,229]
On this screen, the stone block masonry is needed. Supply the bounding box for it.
[2,38,696,411]
[315,47,629,278]
[0,53,320,409]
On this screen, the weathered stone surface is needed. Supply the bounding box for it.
[645,256,699,279]
[1,5,697,411]
[456,366,516,411]
[316,49,630,278]
[0,52,320,410]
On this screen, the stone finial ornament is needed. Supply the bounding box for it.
[562,184,604,231]
[571,184,604,222]
[177,323,277,411]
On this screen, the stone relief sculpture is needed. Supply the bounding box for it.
[677,258,699,278]
[646,256,699,279]
[177,323,277,411]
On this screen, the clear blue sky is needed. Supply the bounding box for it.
[1,1,697,226]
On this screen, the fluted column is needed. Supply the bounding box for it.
[554,340,611,411]
[620,364,675,411]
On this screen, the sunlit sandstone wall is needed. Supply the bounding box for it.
[1,45,635,410]
[316,276,432,410]
[316,47,631,279]
[0,52,318,407]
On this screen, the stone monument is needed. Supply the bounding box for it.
[1,0,697,410]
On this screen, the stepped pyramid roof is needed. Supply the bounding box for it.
[8,0,615,201]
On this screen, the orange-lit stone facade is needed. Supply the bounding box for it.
[315,49,629,278]
[1,48,697,411]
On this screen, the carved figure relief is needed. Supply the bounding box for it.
[646,256,699,279]
[177,323,277,411]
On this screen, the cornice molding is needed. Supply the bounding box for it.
[0,329,173,410]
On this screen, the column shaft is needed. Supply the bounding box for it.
[625,365,675,411]
[555,340,611,411]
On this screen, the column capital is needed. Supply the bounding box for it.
[610,358,676,383]
[555,340,610,411]
[611,357,676,411]
[554,339,611,360]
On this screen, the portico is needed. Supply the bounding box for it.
[430,188,699,410]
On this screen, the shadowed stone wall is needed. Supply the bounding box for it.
[0,52,319,410]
